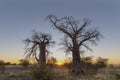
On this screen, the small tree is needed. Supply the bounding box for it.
[47,57,57,67]
[95,57,108,69]
[19,59,30,68]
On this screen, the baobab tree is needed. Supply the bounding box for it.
[24,31,54,69]
[47,15,102,74]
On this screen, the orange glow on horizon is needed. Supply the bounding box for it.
[1,57,120,65]
[56,61,64,66]
[0,58,20,64]
[109,58,120,64]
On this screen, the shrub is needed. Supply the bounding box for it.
[63,58,72,69]
[19,59,30,68]
[80,57,95,74]
[95,57,108,69]
[5,62,11,65]
[31,65,54,80]
[63,57,108,75]
[47,57,57,67]
[0,60,5,73]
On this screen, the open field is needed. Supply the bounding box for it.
[0,65,31,80]
[0,65,120,80]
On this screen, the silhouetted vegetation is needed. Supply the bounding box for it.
[0,60,5,73]
[5,62,11,65]
[47,15,103,74]
[19,59,30,68]
[31,65,53,80]
[63,58,72,69]
[95,57,108,69]
[63,56,108,75]
[24,30,55,69]
[47,57,57,67]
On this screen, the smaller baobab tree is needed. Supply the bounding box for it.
[24,31,54,69]
[47,15,103,74]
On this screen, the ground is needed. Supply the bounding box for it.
[0,65,120,80]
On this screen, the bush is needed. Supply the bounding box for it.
[19,59,30,68]
[80,57,95,74]
[81,57,108,74]
[31,65,54,80]
[95,57,108,69]
[63,58,72,69]
[47,57,57,67]
[5,62,11,65]
[0,60,5,73]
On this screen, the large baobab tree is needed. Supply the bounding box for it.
[47,15,102,74]
[24,31,54,69]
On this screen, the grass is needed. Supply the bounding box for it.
[0,65,120,80]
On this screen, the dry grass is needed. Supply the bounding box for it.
[94,67,120,80]
[0,65,120,80]
[0,65,31,80]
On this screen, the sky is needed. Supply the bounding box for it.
[0,0,120,64]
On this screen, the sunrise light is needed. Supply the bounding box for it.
[56,61,64,66]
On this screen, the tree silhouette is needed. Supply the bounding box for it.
[47,57,57,67]
[95,57,108,69]
[47,15,102,74]
[24,31,54,69]
[19,59,30,68]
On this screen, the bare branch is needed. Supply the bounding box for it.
[76,19,91,36]
[47,15,73,38]
[81,44,93,52]
[35,55,39,62]
[79,28,102,46]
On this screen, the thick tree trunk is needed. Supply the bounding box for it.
[71,40,82,74]
[38,44,46,69]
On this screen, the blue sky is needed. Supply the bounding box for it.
[0,0,120,64]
